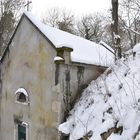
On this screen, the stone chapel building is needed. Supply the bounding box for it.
[0,12,114,140]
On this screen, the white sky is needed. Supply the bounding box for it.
[31,0,111,18]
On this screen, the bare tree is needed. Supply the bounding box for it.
[120,0,140,48]
[57,10,75,33]
[76,14,104,42]
[0,0,25,55]
[111,0,121,58]
[43,8,75,34]
[42,8,59,27]
[0,10,15,55]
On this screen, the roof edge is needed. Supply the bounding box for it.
[1,13,57,63]
[71,61,108,69]
[24,13,56,50]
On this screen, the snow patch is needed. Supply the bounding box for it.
[15,88,28,96]
[54,56,64,61]
[133,43,140,53]
[56,43,73,49]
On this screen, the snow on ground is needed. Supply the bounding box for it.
[24,12,114,67]
[59,44,140,140]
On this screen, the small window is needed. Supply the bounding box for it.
[18,124,26,140]
[15,88,29,104]
[18,93,26,102]
[14,121,28,140]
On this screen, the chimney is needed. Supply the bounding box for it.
[56,46,73,64]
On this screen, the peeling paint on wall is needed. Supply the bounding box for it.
[55,64,60,85]
[64,65,72,114]
[77,66,85,91]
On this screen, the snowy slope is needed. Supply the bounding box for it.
[59,43,140,140]
[24,12,114,67]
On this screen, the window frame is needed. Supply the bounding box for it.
[14,121,29,140]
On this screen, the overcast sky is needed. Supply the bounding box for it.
[31,0,111,18]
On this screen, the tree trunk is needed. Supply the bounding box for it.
[111,0,121,59]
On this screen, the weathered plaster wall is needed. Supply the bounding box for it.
[54,62,105,124]
[0,16,59,140]
[0,15,106,140]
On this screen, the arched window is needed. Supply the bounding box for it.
[15,88,29,104]
[18,93,26,102]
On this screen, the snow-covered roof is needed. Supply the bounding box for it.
[24,12,114,67]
